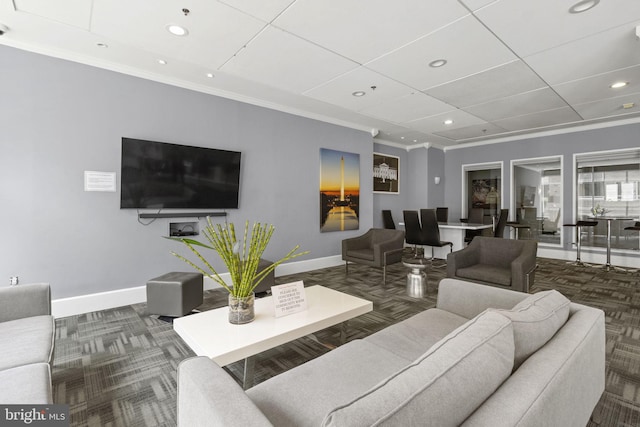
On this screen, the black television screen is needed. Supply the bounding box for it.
[120,138,241,209]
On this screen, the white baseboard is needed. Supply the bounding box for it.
[52,255,344,318]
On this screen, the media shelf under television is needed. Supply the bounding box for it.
[138,211,227,219]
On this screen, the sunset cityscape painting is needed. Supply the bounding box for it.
[319,148,360,232]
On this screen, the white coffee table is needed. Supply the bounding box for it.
[174,285,373,388]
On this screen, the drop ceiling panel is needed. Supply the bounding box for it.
[525,24,640,85]
[426,60,546,108]
[273,0,469,64]
[13,0,91,29]
[361,92,455,123]
[220,26,358,93]
[366,15,517,91]
[91,0,267,69]
[459,0,499,12]
[406,110,486,134]
[573,93,640,120]
[303,67,414,112]
[493,107,582,132]
[475,0,640,57]
[466,88,569,122]
[433,123,506,141]
[553,64,640,105]
[218,0,295,22]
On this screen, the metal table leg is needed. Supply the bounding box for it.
[243,355,255,390]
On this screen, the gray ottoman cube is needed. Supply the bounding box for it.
[147,272,203,317]
[253,259,275,295]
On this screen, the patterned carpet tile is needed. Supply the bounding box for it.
[51,257,640,426]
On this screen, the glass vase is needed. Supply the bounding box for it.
[228,293,255,324]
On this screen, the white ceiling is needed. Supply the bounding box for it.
[2,0,640,148]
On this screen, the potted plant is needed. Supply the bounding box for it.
[167,218,308,324]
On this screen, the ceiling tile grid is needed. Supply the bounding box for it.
[2,0,640,146]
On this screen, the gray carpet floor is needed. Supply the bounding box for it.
[52,257,640,426]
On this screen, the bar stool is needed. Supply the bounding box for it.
[564,221,598,266]
[624,222,640,271]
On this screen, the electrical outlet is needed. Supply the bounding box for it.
[9,276,19,286]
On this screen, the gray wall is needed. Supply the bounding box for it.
[0,45,373,299]
[443,123,640,249]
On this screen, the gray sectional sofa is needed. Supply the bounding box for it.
[178,278,605,426]
[0,283,55,403]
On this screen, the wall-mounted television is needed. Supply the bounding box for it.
[120,137,241,209]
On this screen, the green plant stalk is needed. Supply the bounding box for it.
[166,218,308,298]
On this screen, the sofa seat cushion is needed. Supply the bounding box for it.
[365,308,469,361]
[0,315,55,371]
[457,264,511,286]
[492,289,570,368]
[0,363,52,404]
[345,248,374,261]
[247,339,410,427]
[323,311,515,427]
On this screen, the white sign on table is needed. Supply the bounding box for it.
[272,281,307,317]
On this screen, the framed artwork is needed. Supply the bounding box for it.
[373,153,399,194]
[319,148,360,232]
[472,179,500,208]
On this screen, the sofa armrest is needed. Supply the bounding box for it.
[373,233,405,264]
[0,283,51,323]
[437,279,529,319]
[178,357,273,427]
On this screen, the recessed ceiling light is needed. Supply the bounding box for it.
[206,73,214,78]
[352,91,366,97]
[569,0,599,14]
[429,59,447,68]
[96,43,108,48]
[444,119,454,125]
[610,81,628,89]
[158,59,167,65]
[166,24,188,36]
[623,102,635,109]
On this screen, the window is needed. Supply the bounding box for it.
[575,149,640,250]
[512,157,562,245]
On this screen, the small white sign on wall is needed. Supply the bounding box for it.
[84,171,116,192]
[272,281,307,317]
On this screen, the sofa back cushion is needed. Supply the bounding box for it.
[492,289,570,369]
[322,311,514,427]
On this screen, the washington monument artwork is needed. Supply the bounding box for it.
[319,148,360,232]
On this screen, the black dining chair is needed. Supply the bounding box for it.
[403,210,426,257]
[420,209,453,267]
[436,207,449,223]
[464,207,485,244]
[494,209,509,238]
[382,210,396,229]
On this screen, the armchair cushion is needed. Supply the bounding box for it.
[457,264,511,286]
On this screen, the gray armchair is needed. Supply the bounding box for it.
[446,236,538,292]
[342,228,405,284]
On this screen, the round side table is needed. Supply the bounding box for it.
[402,258,429,298]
